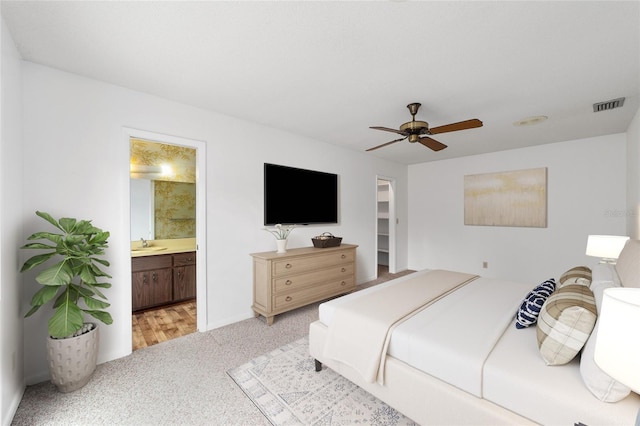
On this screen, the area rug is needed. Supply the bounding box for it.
[227,337,417,425]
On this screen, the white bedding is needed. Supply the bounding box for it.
[319,270,532,396]
[316,269,640,425]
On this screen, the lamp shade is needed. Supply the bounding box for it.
[585,235,630,262]
[594,287,640,393]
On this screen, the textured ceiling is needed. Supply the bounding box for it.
[2,1,639,164]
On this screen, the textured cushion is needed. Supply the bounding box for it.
[536,284,597,365]
[515,279,556,329]
[558,266,592,288]
[615,239,640,288]
[580,279,631,402]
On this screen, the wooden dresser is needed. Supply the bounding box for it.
[250,244,357,325]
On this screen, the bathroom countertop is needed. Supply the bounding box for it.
[130,238,196,257]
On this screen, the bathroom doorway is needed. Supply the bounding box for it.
[376,177,396,277]
[125,128,207,351]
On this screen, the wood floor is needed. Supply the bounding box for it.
[132,300,197,351]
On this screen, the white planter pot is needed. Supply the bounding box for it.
[276,239,288,253]
[46,323,99,393]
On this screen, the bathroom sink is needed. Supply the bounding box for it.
[131,246,167,253]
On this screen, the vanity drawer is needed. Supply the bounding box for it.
[132,254,172,272]
[272,250,354,276]
[273,264,354,293]
[173,251,196,266]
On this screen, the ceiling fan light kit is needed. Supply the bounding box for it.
[368,102,483,152]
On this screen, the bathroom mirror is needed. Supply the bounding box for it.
[130,178,196,240]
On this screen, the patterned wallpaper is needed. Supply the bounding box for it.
[154,181,196,239]
[130,138,196,183]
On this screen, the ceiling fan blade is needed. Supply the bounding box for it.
[418,137,447,151]
[370,126,408,136]
[429,119,483,134]
[366,137,407,152]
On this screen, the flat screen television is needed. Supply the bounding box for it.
[264,163,338,225]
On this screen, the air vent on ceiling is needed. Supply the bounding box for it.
[593,97,625,112]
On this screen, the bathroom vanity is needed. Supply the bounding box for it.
[131,238,196,311]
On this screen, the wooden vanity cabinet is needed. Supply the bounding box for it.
[173,252,196,302]
[131,255,173,310]
[131,251,196,311]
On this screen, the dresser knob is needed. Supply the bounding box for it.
[285,280,292,285]
[285,263,292,269]
[341,267,346,272]
[341,281,346,286]
[285,296,292,302]
[341,254,346,259]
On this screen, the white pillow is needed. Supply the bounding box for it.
[615,239,640,288]
[579,279,631,402]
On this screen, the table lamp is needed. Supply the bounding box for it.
[594,287,640,394]
[585,235,630,264]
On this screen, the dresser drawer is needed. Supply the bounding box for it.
[173,251,196,266]
[274,264,354,293]
[272,250,354,276]
[274,277,355,309]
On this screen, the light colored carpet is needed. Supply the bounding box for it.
[11,268,414,426]
[228,337,417,426]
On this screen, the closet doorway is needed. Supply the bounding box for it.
[125,128,207,351]
[376,177,397,277]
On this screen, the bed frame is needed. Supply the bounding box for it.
[310,240,640,425]
[310,321,535,425]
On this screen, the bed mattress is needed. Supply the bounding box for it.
[319,269,532,397]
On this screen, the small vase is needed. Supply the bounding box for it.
[276,239,287,253]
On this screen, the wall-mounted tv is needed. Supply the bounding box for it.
[264,163,338,225]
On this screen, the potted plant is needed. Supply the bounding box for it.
[20,211,112,392]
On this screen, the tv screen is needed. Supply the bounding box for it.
[264,163,338,225]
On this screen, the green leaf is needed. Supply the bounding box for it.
[26,232,63,244]
[92,258,111,268]
[30,285,60,308]
[49,302,83,338]
[35,261,73,286]
[92,282,112,289]
[85,310,113,325]
[24,305,41,318]
[20,242,57,250]
[20,252,56,272]
[35,211,63,232]
[90,286,107,300]
[82,296,110,310]
[58,217,77,233]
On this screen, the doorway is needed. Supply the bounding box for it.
[125,128,207,351]
[376,177,396,277]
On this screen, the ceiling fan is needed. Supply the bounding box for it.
[367,103,483,152]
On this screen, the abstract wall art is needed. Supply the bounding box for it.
[464,167,547,227]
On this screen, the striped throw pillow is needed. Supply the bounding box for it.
[536,284,597,365]
[515,279,556,329]
[558,266,592,288]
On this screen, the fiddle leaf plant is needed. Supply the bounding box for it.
[20,211,113,338]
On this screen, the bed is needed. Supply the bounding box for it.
[309,239,640,425]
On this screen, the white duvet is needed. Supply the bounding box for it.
[319,270,531,397]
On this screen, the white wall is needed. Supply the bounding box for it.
[627,107,640,239]
[408,134,628,285]
[19,62,408,384]
[1,16,25,426]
